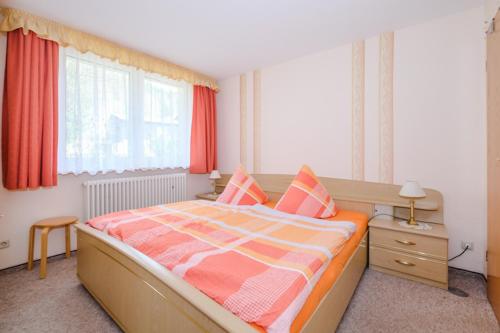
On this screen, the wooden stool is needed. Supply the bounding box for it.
[28,216,78,279]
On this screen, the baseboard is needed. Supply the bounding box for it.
[0,250,77,275]
[449,266,487,282]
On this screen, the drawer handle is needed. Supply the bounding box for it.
[395,239,416,246]
[394,259,415,267]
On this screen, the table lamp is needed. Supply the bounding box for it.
[399,180,426,225]
[209,170,221,195]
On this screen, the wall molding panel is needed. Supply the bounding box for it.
[378,31,394,184]
[352,40,365,180]
[239,74,247,168]
[253,70,262,173]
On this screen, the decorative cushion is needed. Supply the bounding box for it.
[216,165,268,205]
[275,165,337,218]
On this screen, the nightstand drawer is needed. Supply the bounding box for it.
[370,246,447,283]
[370,227,447,259]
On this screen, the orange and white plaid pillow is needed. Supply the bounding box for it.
[275,165,337,218]
[216,165,268,205]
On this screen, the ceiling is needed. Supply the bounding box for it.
[0,0,484,79]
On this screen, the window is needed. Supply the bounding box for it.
[58,48,192,174]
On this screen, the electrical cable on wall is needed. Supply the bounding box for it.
[448,246,469,261]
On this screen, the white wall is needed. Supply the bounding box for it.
[260,45,352,178]
[0,34,211,270]
[393,8,486,273]
[217,7,487,273]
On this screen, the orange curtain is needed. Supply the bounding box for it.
[189,85,217,174]
[2,29,59,190]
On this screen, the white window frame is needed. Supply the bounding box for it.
[58,47,192,175]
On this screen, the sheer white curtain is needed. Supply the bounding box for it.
[58,48,192,175]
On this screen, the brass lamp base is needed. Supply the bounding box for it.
[406,199,418,225]
[407,217,418,225]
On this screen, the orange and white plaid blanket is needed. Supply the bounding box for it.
[87,200,357,332]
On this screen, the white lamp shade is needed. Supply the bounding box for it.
[209,170,221,180]
[399,180,426,199]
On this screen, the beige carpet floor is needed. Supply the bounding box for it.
[0,254,498,333]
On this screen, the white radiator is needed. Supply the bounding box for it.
[83,173,187,220]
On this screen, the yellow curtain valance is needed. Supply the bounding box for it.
[0,7,218,91]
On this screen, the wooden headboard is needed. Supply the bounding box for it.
[216,174,444,224]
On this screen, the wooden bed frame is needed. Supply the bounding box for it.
[75,174,443,333]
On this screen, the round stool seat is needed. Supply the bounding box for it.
[34,216,78,228]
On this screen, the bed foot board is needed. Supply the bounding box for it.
[77,230,229,333]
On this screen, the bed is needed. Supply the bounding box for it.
[74,174,443,333]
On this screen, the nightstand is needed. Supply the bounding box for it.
[369,217,448,289]
[196,192,220,201]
